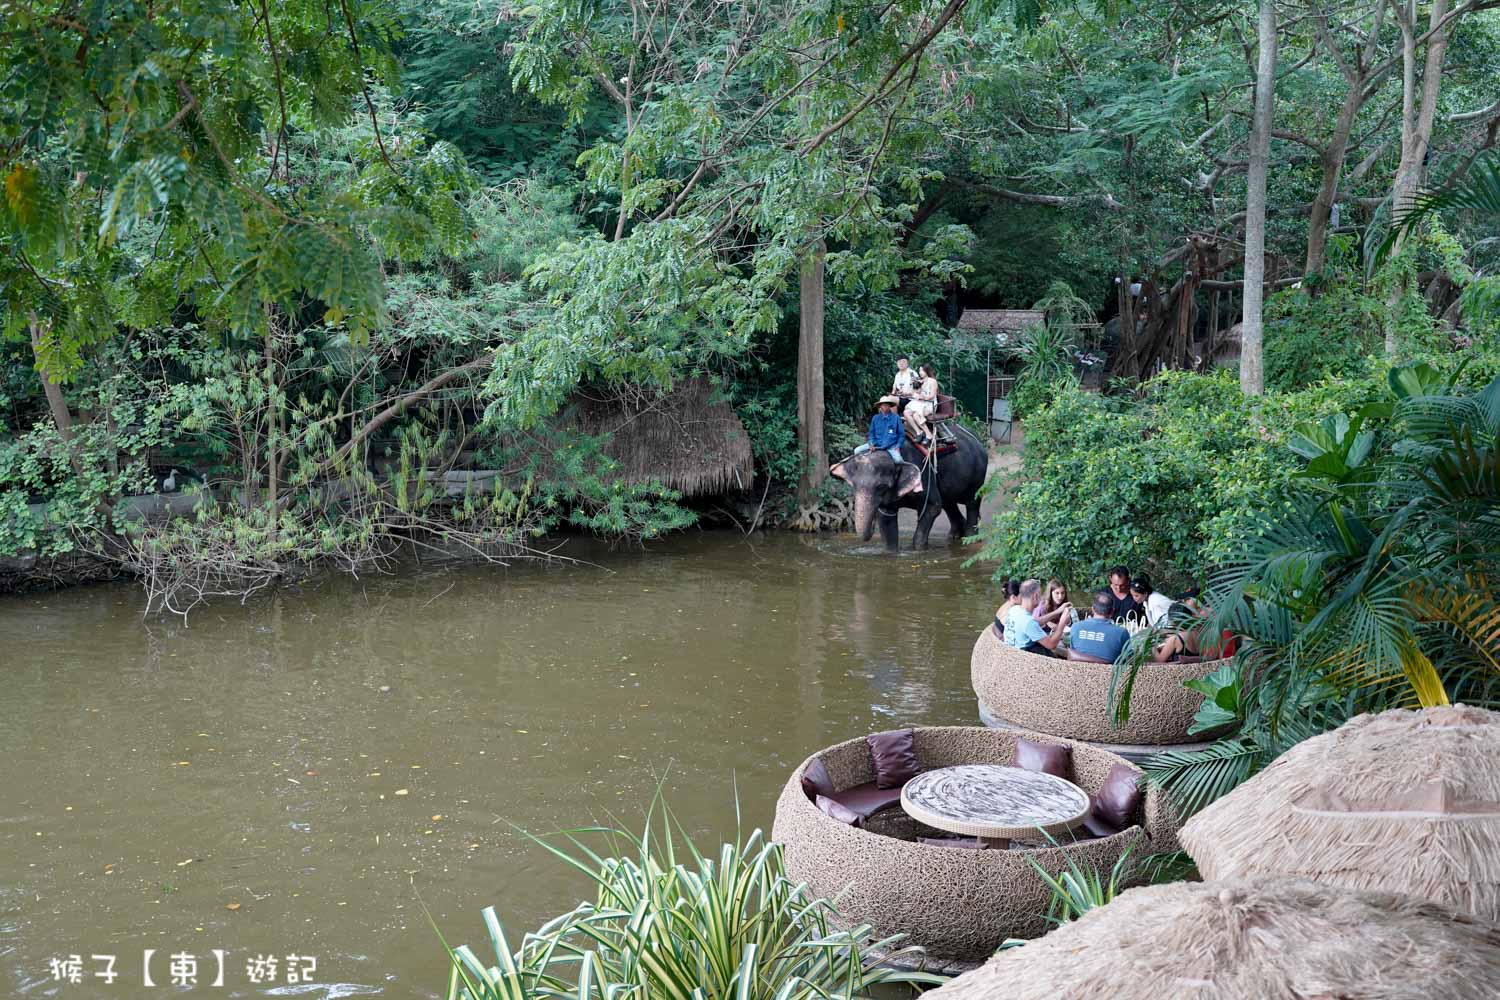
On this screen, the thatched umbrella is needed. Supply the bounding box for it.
[921,878,1500,1000]
[1180,704,1500,921]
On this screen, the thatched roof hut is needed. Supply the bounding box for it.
[921,878,1500,1000]
[1180,705,1500,922]
[554,378,754,497]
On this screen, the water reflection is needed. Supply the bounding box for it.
[1,531,996,996]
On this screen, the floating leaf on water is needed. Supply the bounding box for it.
[225,902,240,911]
[394,789,409,796]
[430,815,442,821]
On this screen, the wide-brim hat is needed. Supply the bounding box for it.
[876,395,900,407]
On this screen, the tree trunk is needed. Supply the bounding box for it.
[29,317,78,471]
[1305,90,1362,276]
[265,311,280,539]
[797,241,827,503]
[1306,5,1389,277]
[30,315,115,524]
[1385,0,1454,355]
[1241,0,1278,397]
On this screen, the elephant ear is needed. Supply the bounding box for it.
[830,461,850,482]
[894,463,923,498]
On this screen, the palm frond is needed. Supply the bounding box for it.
[1372,156,1500,269]
[1142,739,1266,818]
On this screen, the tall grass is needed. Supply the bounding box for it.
[437,800,946,1000]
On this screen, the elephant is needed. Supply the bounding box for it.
[830,427,988,550]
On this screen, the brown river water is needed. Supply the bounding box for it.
[1,529,997,998]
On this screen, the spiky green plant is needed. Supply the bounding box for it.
[437,801,945,1000]
[1024,847,1135,927]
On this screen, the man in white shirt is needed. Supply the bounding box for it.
[891,356,917,399]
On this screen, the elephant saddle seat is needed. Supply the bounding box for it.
[926,395,959,446]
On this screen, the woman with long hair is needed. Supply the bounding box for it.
[1032,579,1072,632]
[903,363,940,444]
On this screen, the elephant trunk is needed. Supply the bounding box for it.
[853,491,877,541]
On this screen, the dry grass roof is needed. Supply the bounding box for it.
[923,878,1500,1000]
[555,378,754,497]
[1180,704,1500,921]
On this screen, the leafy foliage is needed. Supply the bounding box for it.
[1139,361,1500,817]
[1,1,472,368]
[978,368,1358,589]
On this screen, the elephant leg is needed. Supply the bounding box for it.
[964,496,983,536]
[943,501,966,539]
[912,502,940,550]
[879,511,900,551]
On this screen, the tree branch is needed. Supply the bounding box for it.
[327,353,495,470]
[799,0,967,156]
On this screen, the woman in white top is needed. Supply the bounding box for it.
[1130,575,1175,628]
[903,363,940,443]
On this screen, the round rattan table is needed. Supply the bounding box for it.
[900,764,1091,849]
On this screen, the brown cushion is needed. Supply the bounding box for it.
[827,781,905,819]
[800,757,835,802]
[918,836,988,850]
[1078,810,1122,839]
[1066,647,1111,664]
[867,728,920,789]
[1094,763,1142,829]
[1015,738,1071,778]
[814,794,862,826]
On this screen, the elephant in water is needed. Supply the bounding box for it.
[830,427,988,550]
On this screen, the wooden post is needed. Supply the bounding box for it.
[797,240,827,503]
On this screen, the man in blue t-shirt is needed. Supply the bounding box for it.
[854,395,905,462]
[1005,579,1071,657]
[1069,590,1131,662]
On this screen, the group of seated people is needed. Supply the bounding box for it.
[992,566,1234,664]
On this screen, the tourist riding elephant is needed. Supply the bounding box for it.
[830,428,987,550]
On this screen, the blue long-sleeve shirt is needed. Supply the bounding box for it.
[868,410,903,450]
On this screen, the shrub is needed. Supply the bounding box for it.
[977,367,1397,590]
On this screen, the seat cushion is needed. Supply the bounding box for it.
[1094,763,1142,829]
[918,836,988,850]
[867,728,920,789]
[1015,738,1072,779]
[815,794,862,827]
[1077,810,1122,840]
[800,757,836,802]
[828,781,905,820]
